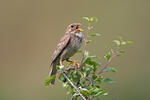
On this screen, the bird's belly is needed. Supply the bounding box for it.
[62,37,82,60]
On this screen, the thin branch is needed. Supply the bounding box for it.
[80,24,91,66]
[98,47,121,74]
[62,72,86,100]
[70,95,75,100]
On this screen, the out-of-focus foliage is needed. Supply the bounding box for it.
[44,17,132,100]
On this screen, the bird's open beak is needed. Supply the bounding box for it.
[76,24,83,32]
[77,28,83,32]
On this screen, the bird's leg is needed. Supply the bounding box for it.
[66,59,80,68]
[60,59,63,66]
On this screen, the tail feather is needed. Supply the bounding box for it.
[49,61,58,85]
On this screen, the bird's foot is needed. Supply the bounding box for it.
[64,62,80,71]
[66,59,80,68]
[65,59,80,71]
[73,61,80,68]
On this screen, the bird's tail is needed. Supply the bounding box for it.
[49,61,58,85]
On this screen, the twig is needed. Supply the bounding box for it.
[62,72,86,100]
[98,47,121,74]
[70,95,75,100]
[80,24,91,66]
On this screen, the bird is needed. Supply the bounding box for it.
[49,23,84,85]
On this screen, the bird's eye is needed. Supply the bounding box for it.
[71,25,74,28]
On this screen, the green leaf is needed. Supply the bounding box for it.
[122,41,133,45]
[103,78,115,83]
[87,85,93,90]
[58,75,67,83]
[90,33,101,37]
[113,40,121,47]
[83,57,99,71]
[93,87,100,93]
[82,17,90,21]
[103,67,117,73]
[100,90,108,96]
[56,65,59,70]
[44,75,56,86]
[92,74,97,80]
[93,91,102,97]
[72,71,81,82]
[122,42,126,45]
[89,55,97,58]
[90,65,97,72]
[90,26,94,30]
[96,76,103,84]
[85,67,91,76]
[86,40,92,44]
[89,87,100,95]
[126,41,133,44]
[94,90,108,97]
[88,87,94,94]
[104,52,111,60]
[117,50,126,56]
[72,93,79,100]
[89,60,98,67]
[83,17,98,23]
[63,82,69,88]
[80,88,89,97]
[80,79,86,86]
[84,51,89,58]
[90,17,98,22]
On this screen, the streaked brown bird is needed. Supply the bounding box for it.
[49,23,84,85]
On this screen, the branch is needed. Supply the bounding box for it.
[62,72,86,100]
[80,24,91,66]
[70,96,74,100]
[98,47,121,74]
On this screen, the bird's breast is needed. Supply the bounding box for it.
[71,32,83,49]
[61,32,83,60]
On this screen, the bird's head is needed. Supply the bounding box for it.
[66,23,83,33]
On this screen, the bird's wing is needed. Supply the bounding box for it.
[51,33,71,64]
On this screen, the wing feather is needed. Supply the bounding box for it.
[51,33,71,64]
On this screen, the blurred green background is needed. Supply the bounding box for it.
[0,0,150,100]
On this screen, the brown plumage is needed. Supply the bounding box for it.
[49,23,84,85]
